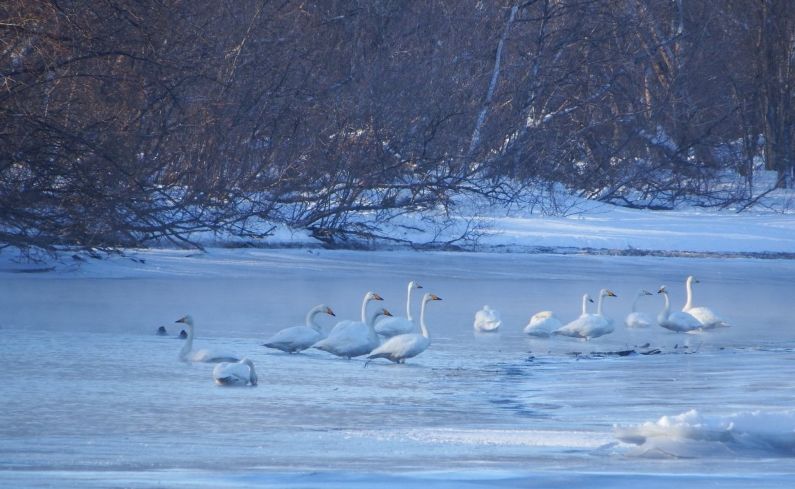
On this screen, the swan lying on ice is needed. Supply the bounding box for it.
[524,311,562,337]
[657,286,701,333]
[625,289,654,328]
[474,305,502,332]
[213,358,257,386]
[554,290,616,340]
[262,304,336,353]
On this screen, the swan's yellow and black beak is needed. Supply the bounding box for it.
[588,297,594,303]
[416,284,423,289]
[381,308,393,317]
[657,286,667,294]
[606,290,617,297]
[175,316,186,324]
[429,294,442,301]
[326,307,336,317]
[372,293,384,301]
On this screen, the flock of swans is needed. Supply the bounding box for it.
[516,275,729,339]
[167,275,727,387]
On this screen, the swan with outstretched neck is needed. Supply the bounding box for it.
[262,304,336,353]
[554,290,615,339]
[625,289,654,328]
[683,276,729,329]
[657,286,701,332]
[367,293,442,364]
[375,281,423,337]
[175,315,239,363]
[212,358,257,386]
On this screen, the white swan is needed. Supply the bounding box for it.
[327,291,383,336]
[375,281,423,337]
[683,276,729,329]
[524,311,562,337]
[175,315,239,363]
[657,286,702,332]
[474,305,502,332]
[367,293,442,364]
[262,304,336,353]
[625,289,654,328]
[554,290,616,340]
[212,358,258,386]
[312,307,392,359]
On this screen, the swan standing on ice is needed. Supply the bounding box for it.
[683,276,729,329]
[657,286,701,332]
[175,315,240,363]
[367,293,442,364]
[312,307,392,359]
[625,290,654,328]
[213,358,258,386]
[262,304,336,353]
[375,281,423,337]
[524,311,562,337]
[554,290,616,340]
[474,305,502,332]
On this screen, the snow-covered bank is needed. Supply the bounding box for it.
[145,190,795,258]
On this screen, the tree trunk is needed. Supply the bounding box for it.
[760,0,795,187]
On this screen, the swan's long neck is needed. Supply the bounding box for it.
[305,306,323,332]
[360,294,370,322]
[597,293,606,316]
[406,283,414,321]
[684,278,694,310]
[365,308,381,332]
[659,292,670,321]
[179,324,194,361]
[581,295,589,316]
[243,359,258,385]
[419,298,430,339]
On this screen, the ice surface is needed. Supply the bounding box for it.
[616,409,795,458]
[1,250,794,487]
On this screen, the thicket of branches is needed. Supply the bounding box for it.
[2,1,794,252]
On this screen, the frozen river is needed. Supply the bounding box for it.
[1,250,794,488]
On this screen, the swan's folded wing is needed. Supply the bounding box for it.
[686,307,727,327]
[370,334,425,359]
[265,325,302,344]
[266,326,321,348]
[375,316,415,336]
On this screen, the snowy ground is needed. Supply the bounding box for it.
[1,249,794,488]
[180,186,795,256]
